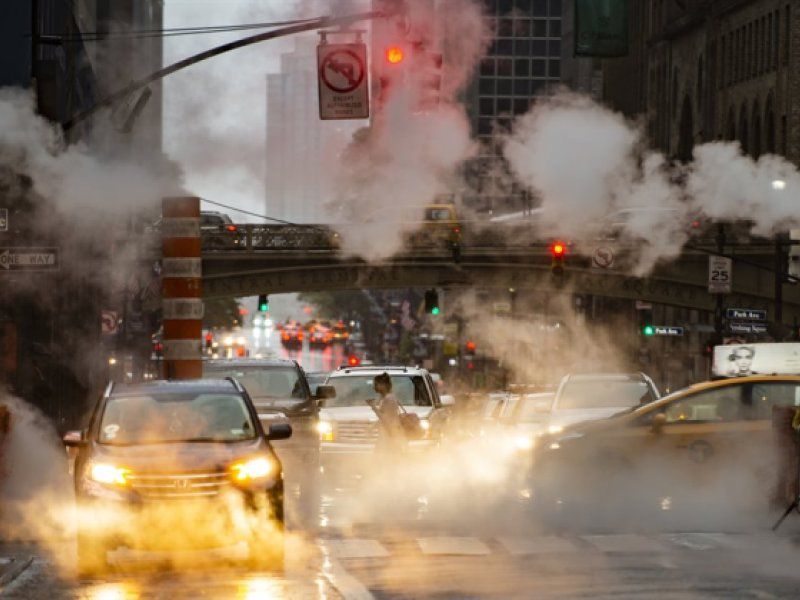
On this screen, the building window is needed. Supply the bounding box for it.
[784,5,790,65]
[497,39,513,55]
[480,59,495,76]
[513,98,529,114]
[498,18,513,37]
[549,59,561,78]
[497,58,512,76]
[514,59,530,76]
[497,79,513,94]
[479,78,495,94]
[533,0,547,17]
[514,18,531,37]
[532,59,546,76]
[514,79,530,95]
[479,97,494,116]
[515,39,531,55]
[497,97,512,114]
[533,19,547,37]
[478,118,494,135]
[531,39,547,55]
[549,19,561,37]
[550,0,562,16]
[548,39,561,55]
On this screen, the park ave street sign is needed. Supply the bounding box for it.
[0,247,59,271]
[726,308,767,321]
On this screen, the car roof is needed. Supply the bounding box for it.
[204,358,298,369]
[330,365,428,377]
[634,375,800,414]
[110,378,240,397]
[562,373,650,383]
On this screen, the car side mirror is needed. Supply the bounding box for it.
[650,412,667,434]
[440,394,455,407]
[267,423,292,441]
[315,385,336,402]
[63,430,87,447]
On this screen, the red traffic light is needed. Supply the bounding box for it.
[385,46,404,64]
[465,340,477,353]
[347,355,361,367]
[550,241,567,257]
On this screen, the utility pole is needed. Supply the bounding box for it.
[775,233,787,330]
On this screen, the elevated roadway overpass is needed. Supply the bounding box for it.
[196,225,800,321]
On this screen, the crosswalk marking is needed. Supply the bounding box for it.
[321,538,390,559]
[660,532,726,551]
[498,535,583,555]
[417,536,491,556]
[580,534,668,553]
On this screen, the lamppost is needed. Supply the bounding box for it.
[772,179,787,334]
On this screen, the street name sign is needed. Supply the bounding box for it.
[318,43,369,120]
[0,247,59,271]
[726,308,767,321]
[729,322,768,334]
[0,209,7,232]
[654,326,684,336]
[708,255,732,294]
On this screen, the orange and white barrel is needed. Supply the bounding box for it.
[161,196,203,379]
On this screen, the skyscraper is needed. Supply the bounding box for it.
[462,0,567,214]
[265,36,364,223]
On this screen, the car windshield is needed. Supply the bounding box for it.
[326,375,432,407]
[557,379,654,410]
[205,367,306,402]
[99,393,256,445]
[513,395,554,422]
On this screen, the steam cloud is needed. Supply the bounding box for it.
[505,92,800,274]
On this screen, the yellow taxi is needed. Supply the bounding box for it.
[406,203,461,248]
[534,375,800,520]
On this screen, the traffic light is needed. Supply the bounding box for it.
[385,45,405,65]
[638,307,654,337]
[424,289,440,315]
[258,294,269,312]
[550,240,566,277]
[347,355,361,367]
[412,44,443,112]
[465,340,477,354]
[205,332,213,350]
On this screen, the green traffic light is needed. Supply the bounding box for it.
[259,303,269,312]
[431,307,440,315]
[642,325,655,336]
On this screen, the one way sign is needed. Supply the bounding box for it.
[0,247,59,271]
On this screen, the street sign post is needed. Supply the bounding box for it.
[0,209,7,232]
[708,255,732,294]
[0,247,59,271]
[318,42,369,120]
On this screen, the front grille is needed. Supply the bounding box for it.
[127,471,230,499]
[335,420,379,443]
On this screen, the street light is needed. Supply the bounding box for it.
[772,179,787,191]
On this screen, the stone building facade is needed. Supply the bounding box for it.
[605,0,800,165]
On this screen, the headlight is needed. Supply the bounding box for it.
[230,456,276,482]
[87,462,131,486]
[316,420,334,441]
[549,432,584,450]
[547,424,564,435]
[514,435,535,450]
[419,419,430,431]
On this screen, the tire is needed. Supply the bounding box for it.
[76,531,111,578]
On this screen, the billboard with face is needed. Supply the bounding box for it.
[713,343,800,378]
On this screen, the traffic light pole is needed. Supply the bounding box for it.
[714,224,725,340]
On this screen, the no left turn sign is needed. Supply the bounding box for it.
[593,246,615,269]
[318,43,369,120]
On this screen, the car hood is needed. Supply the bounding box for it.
[319,405,432,422]
[251,396,314,418]
[549,407,631,429]
[91,438,267,473]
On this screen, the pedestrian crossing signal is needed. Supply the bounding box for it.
[258,294,269,312]
[424,289,440,315]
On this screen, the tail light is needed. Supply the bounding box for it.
[225,224,238,232]
[281,332,290,341]
[297,332,304,341]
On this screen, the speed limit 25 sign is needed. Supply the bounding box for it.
[708,255,732,294]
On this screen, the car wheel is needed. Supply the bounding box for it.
[76,531,111,578]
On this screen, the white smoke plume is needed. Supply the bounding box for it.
[328,0,487,258]
[505,92,800,274]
